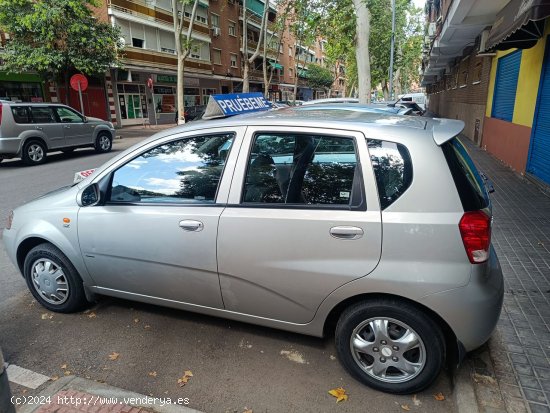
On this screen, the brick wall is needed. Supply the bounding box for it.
[210,0,241,80]
[427,49,493,144]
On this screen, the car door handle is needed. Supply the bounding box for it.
[179,220,204,232]
[330,226,364,240]
[35,126,43,130]
[64,125,71,129]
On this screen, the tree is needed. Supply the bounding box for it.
[353,0,371,103]
[306,64,334,93]
[172,0,200,124]
[0,0,122,106]
[242,0,268,93]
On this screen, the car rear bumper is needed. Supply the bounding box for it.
[420,245,504,352]
[0,138,22,156]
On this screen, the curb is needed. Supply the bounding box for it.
[453,360,480,413]
[18,375,203,413]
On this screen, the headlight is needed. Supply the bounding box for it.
[6,210,13,230]
[108,122,114,129]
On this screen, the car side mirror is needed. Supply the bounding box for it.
[78,184,101,207]
[83,116,88,123]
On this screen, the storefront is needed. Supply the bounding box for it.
[0,73,45,103]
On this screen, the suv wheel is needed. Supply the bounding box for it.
[95,132,112,153]
[335,299,445,394]
[23,243,88,313]
[22,140,47,165]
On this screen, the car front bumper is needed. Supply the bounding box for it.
[420,245,504,352]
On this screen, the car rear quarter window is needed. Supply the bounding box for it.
[11,106,31,123]
[368,139,413,210]
[442,137,489,211]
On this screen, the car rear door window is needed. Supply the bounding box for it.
[242,133,364,208]
[109,133,234,204]
[368,139,413,210]
[11,106,31,123]
[30,107,56,123]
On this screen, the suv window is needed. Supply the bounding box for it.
[243,133,362,207]
[368,140,413,210]
[109,133,234,204]
[30,107,56,123]
[55,107,83,123]
[442,137,489,211]
[11,106,31,123]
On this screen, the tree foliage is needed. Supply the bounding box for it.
[0,0,123,78]
[306,64,334,90]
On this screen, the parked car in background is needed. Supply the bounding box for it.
[301,97,360,105]
[397,93,427,111]
[4,107,503,395]
[295,103,413,116]
[0,102,115,166]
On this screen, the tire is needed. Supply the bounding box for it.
[23,243,88,313]
[22,140,47,166]
[335,298,445,394]
[95,132,112,154]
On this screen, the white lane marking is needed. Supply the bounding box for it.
[6,364,50,389]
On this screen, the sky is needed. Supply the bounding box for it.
[413,0,426,9]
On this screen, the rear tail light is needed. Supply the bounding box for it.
[0,103,3,125]
[459,211,491,264]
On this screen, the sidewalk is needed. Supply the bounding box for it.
[464,138,550,413]
[115,124,176,140]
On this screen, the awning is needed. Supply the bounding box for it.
[485,0,550,51]
[269,62,283,70]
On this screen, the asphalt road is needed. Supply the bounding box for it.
[0,127,457,413]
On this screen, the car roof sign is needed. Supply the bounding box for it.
[202,92,272,120]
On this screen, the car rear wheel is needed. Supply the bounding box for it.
[335,298,445,394]
[23,243,88,313]
[95,132,112,153]
[22,140,47,166]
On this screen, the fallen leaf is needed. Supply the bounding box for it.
[60,364,67,369]
[64,371,71,376]
[41,313,53,320]
[108,352,120,361]
[22,389,27,394]
[412,394,421,406]
[144,325,151,330]
[134,318,140,323]
[50,375,59,381]
[88,312,97,319]
[434,392,445,401]
[243,409,253,413]
[328,387,348,402]
[148,371,157,377]
[177,370,193,387]
[401,404,411,411]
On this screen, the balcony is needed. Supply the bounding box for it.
[108,0,210,36]
[238,7,276,32]
[240,38,279,59]
[122,46,212,73]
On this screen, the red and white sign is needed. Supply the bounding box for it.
[73,168,96,183]
[147,76,154,90]
[70,74,88,92]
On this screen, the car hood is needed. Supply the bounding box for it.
[87,117,108,124]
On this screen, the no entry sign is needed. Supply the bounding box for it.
[70,74,88,92]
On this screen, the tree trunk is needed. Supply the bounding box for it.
[177,56,185,124]
[353,0,371,104]
[243,61,250,93]
[64,70,71,107]
[382,83,389,101]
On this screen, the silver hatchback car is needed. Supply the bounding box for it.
[3,108,503,394]
[0,102,115,165]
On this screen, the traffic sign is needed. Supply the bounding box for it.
[70,74,88,92]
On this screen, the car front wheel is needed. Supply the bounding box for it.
[335,298,445,394]
[23,243,88,313]
[95,132,112,153]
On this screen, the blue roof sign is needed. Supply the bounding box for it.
[203,92,272,119]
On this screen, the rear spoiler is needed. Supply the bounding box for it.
[431,118,465,146]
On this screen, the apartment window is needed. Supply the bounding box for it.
[130,22,145,48]
[144,25,157,51]
[289,68,294,77]
[229,21,236,36]
[279,44,283,54]
[288,46,292,57]
[184,8,207,24]
[213,48,222,65]
[202,88,217,105]
[472,62,482,85]
[230,53,238,68]
[211,13,220,28]
[159,29,176,54]
[460,70,468,88]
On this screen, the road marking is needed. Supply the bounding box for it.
[6,364,50,389]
